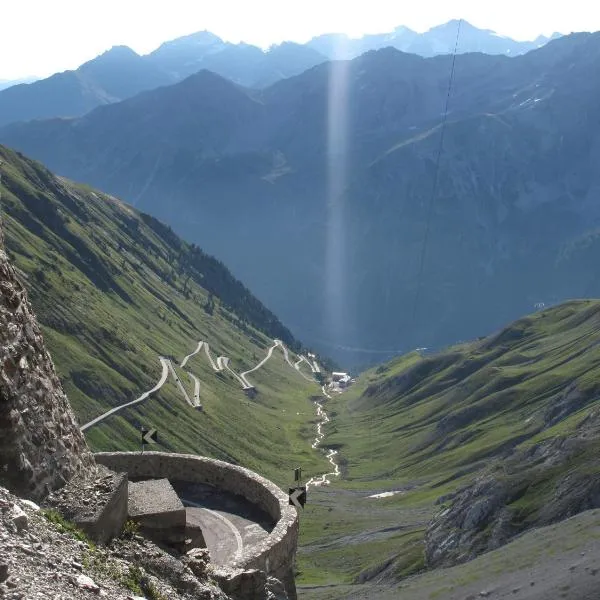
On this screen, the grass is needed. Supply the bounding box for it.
[42,509,95,547]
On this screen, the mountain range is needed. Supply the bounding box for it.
[307,19,560,59]
[0,20,559,128]
[2,31,599,365]
[0,37,325,127]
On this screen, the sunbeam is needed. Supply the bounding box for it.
[325,41,351,349]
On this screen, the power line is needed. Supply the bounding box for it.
[411,19,462,322]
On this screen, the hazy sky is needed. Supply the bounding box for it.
[2,0,599,80]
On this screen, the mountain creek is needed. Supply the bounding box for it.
[307,399,340,488]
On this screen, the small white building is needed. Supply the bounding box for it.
[332,372,352,388]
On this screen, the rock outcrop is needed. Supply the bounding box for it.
[425,415,600,567]
[0,223,94,500]
[0,484,230,599]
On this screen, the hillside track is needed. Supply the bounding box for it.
[81,337,322,431]
[80,357,169,431]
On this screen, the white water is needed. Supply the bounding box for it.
[306,400,340,488]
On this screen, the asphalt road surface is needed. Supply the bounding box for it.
[173,481,275,566]
[80,357,169,431]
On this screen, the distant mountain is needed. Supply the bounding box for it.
[147,30,227,77]
[0,76,38,91]
[306,19,561,59]
[148,33,326,89]
[0,21,558,129]
[2,33,598,366]
[0,46,171,127]
[0,34,325,127]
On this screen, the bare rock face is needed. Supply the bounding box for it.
[0,228,94,500]
[425,427,600,568]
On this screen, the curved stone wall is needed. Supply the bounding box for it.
[95,452,298,595]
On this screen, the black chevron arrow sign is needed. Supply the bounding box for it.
[289,486,307,509]
[141,428,158,445]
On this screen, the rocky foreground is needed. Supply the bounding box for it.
[0,484,229,600]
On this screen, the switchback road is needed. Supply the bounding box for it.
[80,357,169,431]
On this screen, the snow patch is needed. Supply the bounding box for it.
[368,490,404,499]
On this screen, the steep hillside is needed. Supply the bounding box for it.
[298,300,600,595]
[0,145,330,487]
[3,33,599,365]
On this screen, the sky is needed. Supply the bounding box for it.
[1,0,599,80]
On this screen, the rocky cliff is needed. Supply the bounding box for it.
[0,221,94,500]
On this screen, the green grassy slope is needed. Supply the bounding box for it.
[331,300,600,483]
[298,300,600,591]
[0,145,329,487]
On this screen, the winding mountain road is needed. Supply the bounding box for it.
[166,359,192,406]
[294,354,320,382]
[81,337,322,431]
[239,340,280,388]
[188,372,201,405]
[183,341,250,389]
[81,331,341,499]
[80,357,170,431]
[180,341,203,369]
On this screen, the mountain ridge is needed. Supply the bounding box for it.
[0,20,561,129]
[305,18,560,59]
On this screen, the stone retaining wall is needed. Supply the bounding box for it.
[95,452,298,599]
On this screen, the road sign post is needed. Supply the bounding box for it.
[141,427,158,453]
[289,467,307,516]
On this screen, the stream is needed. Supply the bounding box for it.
[306,400,340,487]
